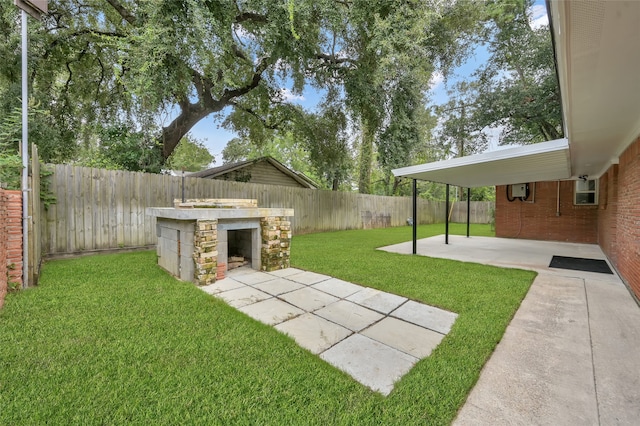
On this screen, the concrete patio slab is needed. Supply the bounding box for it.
[215,286,272,308]
[200,277,246,295]
[315,300,384,332]
[361,316,445,358]
[275,312,353,354]
[266,267,305,278]
[231,271,277,286]
[311,278,362,299]
[379,235,620,284]
[286,270,331,285]
[454,274,598,425]
[253,277,305,296]
[279,287,339,312]
[381,236,640,425]
[238,298,305,326]
[391,300,458,334]
[584,278,640,425]
[320,334,417,396]
[346,287,407,314]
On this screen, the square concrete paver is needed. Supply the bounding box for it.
[315,300,384,331]
[287,270,331,285]
[320,334,418,395]
[215,286,272,308]
[253,277,305,296]
[346,288,407,314]
[231,271,277,286]
[202,268,458,396]
[280,287,339,312]
[276,313,353,354]
[201,278,246,295]
[239,298,305,325]
[266,267,305,277]
[391,300,458,334]
[225,267,257,278]
[312,278,363,299]
[361,316,445,358]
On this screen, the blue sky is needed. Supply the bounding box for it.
[190,1,549,165]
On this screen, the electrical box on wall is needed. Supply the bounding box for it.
[512,183,528,197]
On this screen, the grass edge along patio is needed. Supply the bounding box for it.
[0,223,535,425]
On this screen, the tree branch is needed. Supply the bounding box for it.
[219,56,271,103]
[189,68,218,110]
[235,12,267,24]
[316,53,353,65]
[227,101,282,130]
[105,0,136,25]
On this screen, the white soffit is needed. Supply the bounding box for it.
[550,0,640,178]
[392,139,571,188]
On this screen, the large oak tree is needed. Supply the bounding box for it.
[2,0,491,187]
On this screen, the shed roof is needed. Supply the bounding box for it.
[190,156,318,189]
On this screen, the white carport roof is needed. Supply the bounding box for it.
[392,138,570,188]
[394,1,640,187]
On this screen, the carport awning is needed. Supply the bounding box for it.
[392,138,571,187]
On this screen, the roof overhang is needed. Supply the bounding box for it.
[549,0,640,179]
[392,138,570,188]
[394,1,640,187]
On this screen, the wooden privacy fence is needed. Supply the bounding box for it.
[29,145,42,285]
[41,165,493,257]
[449,199,493,224]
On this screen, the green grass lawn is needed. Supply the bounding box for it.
[0,223,535,425]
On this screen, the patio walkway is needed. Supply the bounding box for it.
[380,235,640,425]
[199,266,458,395]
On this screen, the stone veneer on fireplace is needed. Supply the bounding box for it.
[147,199,293,285]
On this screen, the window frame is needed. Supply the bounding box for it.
[574,179,598,205]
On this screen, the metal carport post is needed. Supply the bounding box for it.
[467,187,471,238]
[412,179,417,254]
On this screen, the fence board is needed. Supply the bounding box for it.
[28,144,42,285]
[41,165,493,256]
[55,165,68,253]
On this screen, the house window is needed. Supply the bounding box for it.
[574,179,598,205]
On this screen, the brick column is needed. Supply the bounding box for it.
[261,216,291,271]
[193,219,218,285]
[0,189,23,307]
[0,189,7,308]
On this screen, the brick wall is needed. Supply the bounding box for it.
[602,137,640,299]
[0,189,22,308]
[0,188,7,308]
[597,165,618,265]
[495,181,598,243]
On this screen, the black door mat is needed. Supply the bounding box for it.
[549,256,613,274]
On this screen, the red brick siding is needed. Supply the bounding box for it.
[0,189,7,307]
[0,189,22,307]
[495,181,598,243]
[609,137,640,299]
[598,165,618,264]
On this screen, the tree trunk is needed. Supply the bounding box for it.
[392,177,402,195]
[357,123,374,194]
[160,103,212,160]
[332,177,339,191]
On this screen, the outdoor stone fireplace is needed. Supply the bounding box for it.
[147,199,293,285]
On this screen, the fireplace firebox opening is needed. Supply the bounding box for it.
[228,229,252,270]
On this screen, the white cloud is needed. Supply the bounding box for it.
[280,88,305,102]
[529,4,549,29]
[429,71,444,90]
